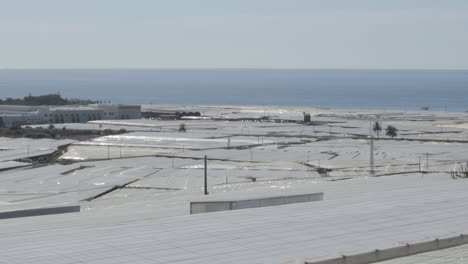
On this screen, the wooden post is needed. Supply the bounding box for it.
[419,157,421,173]
[426,152,429,173]
[204,155,208,195]
[370,136,375,176]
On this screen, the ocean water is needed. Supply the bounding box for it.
[0,69,467,112]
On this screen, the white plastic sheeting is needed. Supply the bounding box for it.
[2,179,468,264]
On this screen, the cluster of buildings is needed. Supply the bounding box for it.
[0,104,141,127]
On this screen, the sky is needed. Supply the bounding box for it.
[0,0,467,69]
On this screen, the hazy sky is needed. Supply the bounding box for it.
[1,0,467,69]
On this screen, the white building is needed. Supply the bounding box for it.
[0,105,48,126]
[0,104,141,126]
[44,106,103,124]
[96,104,141,120]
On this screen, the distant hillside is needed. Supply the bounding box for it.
[0,94,100,106]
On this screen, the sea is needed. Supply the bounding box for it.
[0,69,467,112]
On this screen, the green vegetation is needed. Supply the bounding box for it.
[0,94,99,106]
[385,125,398,138]
[178,123,187,132]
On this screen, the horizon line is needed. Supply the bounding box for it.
[1,67,468,71]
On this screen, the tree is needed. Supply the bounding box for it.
[372,121,382,137]
[385,125,398,138]
[0,94,98,106]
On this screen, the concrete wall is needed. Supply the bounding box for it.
[97,105,119,120]
[0,105,48,113]
[0,205,80,219]
[304,234,468,264]
[1,113,45,126]
[47,109,103,123]
[190,192,323,214]
[97,104,141,120]
[117,105,141,119]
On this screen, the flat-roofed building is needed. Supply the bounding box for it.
[1,113,44,127]
[96,104,141,120]
[0,105,48,126]
[45,106,103,124]
[0,104,141,126]
[115,104,141,119]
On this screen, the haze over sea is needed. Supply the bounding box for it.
[0,69,467,112]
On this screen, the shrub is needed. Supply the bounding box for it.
[178,123,186,132]
[10,124,21,130]
[24,133,52,139]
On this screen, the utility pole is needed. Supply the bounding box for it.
[368,121,375,177]
[204,155,208,195]
[418,157,421,173]
[370,136,375,176]
[426,152,429,173]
